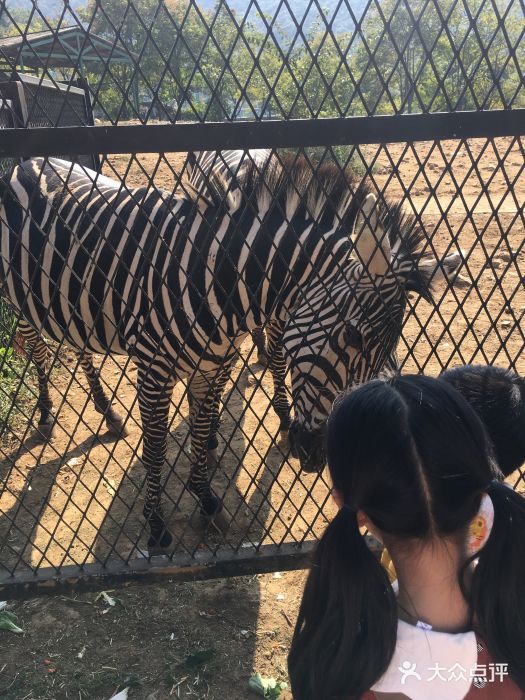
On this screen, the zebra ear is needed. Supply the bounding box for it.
[408,251,464,302]
[352,194,391,277]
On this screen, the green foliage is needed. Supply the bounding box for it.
[0,609,24,634]
[0,300,36,439]
[350,0,524,113]
[0,298,16,349]
[0,345,14,372]
[5,0,523,118]
[249,672,288,699]
[1,5,53,37]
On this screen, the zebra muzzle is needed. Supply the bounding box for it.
[289,420,327,473]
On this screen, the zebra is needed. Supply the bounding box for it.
[12,149,291,452]
[185,148,291,447]
[186,148,273,364]
[0,153,462,549]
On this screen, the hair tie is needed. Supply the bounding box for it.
[486,477,503,491]
[467,491,495,555]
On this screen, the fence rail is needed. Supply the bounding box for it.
[1,110,524,157]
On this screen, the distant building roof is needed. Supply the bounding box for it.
[0,26,138,70]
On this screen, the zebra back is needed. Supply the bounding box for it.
[186,149,272,199]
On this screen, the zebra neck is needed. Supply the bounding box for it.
[246,216,351,325]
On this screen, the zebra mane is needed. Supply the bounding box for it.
[380,200,435,302]
[187,152,433,288]
[19,156,434,298]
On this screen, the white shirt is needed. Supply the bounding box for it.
[371,619,479,700]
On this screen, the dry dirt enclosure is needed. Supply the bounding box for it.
[0,137,524,698]
[0,570,305,700]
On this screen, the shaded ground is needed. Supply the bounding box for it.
[0,569,305,699]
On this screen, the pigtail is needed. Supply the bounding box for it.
[469,481,525,690]
[287,507,397,700]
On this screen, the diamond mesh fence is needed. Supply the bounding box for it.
[0,0,523,596]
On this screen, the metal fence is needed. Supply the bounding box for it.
[0,0,524,597]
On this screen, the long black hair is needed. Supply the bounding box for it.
[441,364,525,477]
[287,374,525,700]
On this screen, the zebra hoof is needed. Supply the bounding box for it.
[35,423,55,442]
[207,448,219,468]
[147,513,173,551]
[199,490,223,519]
[106,417,129,439]
[147,528,173,551]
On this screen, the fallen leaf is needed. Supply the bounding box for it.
[95,590,121,608]
[249,673,288,699]
[103,478,116,497]
[0,610,23,634]
[66,457,82,467]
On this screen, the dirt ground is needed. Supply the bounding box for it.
[0,137,524,698]
[0,569,305,699]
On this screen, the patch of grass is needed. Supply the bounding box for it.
[0,344,36,439]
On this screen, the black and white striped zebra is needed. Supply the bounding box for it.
[13,149,290,455]
[0,154,462,548]
[185,148,291,447]
[187,148,272,361]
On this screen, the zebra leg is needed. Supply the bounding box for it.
[136,364,176,549]
[17,321,55,441]
[187,364,230,452]
[265,321,292,437]
[187,370,223,518]
[207,363,232,452]
[251,325,268,366]
[77,351,129,438]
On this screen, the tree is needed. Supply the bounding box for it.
[351,0,523,114]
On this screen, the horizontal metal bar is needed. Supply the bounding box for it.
[0,542,314,599]
[0,535,384,599]
[0,110,523,158]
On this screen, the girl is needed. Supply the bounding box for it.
[288,375,525,700]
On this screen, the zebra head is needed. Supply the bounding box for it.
[285,192,462,472]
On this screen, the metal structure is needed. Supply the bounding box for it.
[0,25,137,75]
[0,72,100,169]
[0,0,524,597]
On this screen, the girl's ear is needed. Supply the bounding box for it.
[357,509,368,529]
[332,489,344,509]
[358,510,384,544]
